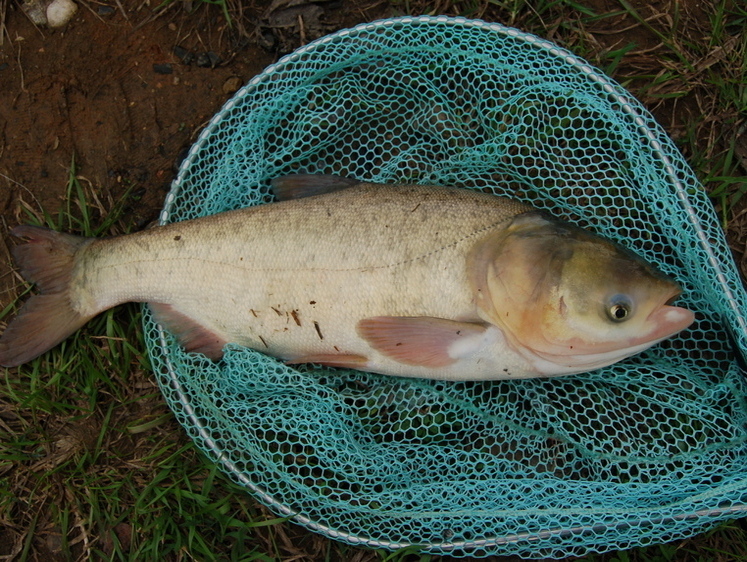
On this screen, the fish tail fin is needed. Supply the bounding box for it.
[0,225,94,367]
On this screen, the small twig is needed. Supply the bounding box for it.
[71,511,92,561]
[0,0,8,46]
[0,528,25,560]
[114,0,130,21]
[694,35,740,73]
[133,0,175,30]
[75,0,107,23]
[16,41,27,93]
[194,28,207,53]
[0,119,6,160]
[591,13,669,36]
[626,43,668,56]
[297,13,305,46]
[0,172,43,212]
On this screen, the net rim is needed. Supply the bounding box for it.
[152,14,747,552]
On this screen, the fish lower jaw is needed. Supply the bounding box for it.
[519,339,666,376]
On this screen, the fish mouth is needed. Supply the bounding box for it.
[624,282,693,347]
[637,304,695,345]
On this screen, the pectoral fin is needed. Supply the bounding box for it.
[357,316,488,368]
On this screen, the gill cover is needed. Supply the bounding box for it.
[468,212,694,374]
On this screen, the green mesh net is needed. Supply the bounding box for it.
[143,16,747,558]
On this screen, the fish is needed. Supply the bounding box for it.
[0,174,694,379]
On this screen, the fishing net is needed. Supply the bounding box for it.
[143,16,747,558]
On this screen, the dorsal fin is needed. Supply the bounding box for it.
[270,174,361,201]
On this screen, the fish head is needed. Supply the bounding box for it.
[471,212,694,375]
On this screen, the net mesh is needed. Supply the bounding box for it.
[143,16,747,558]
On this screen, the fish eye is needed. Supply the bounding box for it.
[606,295,633,322]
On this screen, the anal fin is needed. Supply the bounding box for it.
[149,303,227,360]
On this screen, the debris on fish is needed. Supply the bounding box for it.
[0,174,694,379]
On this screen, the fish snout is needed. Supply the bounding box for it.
[643,304,695,343]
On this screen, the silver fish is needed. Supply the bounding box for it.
[0,175,694,379]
